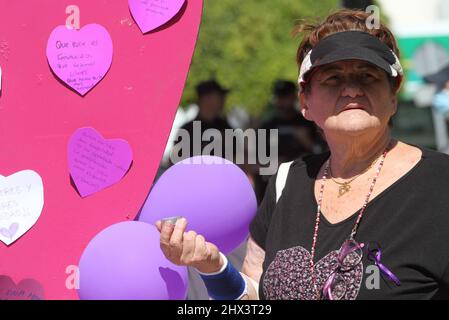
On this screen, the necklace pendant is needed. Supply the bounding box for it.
[338,183,351,197]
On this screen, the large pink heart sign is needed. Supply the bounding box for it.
[0,276,45,300]
[0,0,203,299]
[129,0,187,34]
[46,24,113,96]
[68,127,133,197]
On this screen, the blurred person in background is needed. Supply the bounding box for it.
[425,65,449,117]
[170,79,249,300]
[171,79,232,163]
[434,80,449,116]
[254,80,327,203]
[262,80,325,161]
[424,65,449,153]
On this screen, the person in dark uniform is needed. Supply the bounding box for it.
[262,80,326,160]
[254,80,327,203]
[424,64,449,116]
[172,79,233,163]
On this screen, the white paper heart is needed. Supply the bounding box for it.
[0,170,44,246]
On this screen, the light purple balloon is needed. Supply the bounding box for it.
[78,221,188,300]
[139,156,257,254]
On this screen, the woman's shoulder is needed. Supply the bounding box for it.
[419,146,449,171]
[284,145,449,181]
[412,147,449,230]
[286,151,330,177]
[421,146,449,159]
[291,151,329,168]
[404,145,449,195]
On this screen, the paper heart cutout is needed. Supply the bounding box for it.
[46,24,113,96]
[129,0,186,33]
[68,127,133,198]
[0,275,45,300]
[0,171,44,246]
[0,223,19,240]
[263,246,363,300]
[0,0,202,299]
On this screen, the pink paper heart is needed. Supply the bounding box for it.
[68,127,133,197]
[263,246,363,300]
[129,0,186,33]
[0,0,202,299]
[0,276,45,300]
[0,223,19,240]
[46,24,113,96]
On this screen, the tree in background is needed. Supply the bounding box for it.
[181,0,340,116]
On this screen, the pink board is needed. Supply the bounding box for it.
[0,0,203,299]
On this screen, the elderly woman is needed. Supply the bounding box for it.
[157,9,449,300]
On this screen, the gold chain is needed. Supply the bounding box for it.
[329,154,381,197]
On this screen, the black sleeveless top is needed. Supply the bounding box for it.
[249,146,449,300]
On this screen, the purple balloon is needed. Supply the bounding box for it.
[78,221,188,300]
[139,156,257,254]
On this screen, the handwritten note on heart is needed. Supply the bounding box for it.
[129,0,186,33]
[46,24,113,96]
[68,127,133,198]
[0,170,44,246]
[0,276,45,300]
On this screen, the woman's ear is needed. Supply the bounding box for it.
[301,107,307,119]
[299,92,311,120]
[390,94,398,117]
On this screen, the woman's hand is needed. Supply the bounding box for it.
[156,217,224,274]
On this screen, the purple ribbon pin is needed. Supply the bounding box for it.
[367,248,401,286]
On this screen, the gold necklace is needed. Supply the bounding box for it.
[329,155,381,197]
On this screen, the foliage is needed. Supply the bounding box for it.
[181,0,341,115]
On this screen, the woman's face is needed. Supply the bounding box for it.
[300,59,397,138]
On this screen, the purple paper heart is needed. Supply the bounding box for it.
[0,276,45,300]
[0,223,19,240]
[263,246,363,300]
[68,127,133,198]
[128,0,186,33]
[46,24,113,96]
